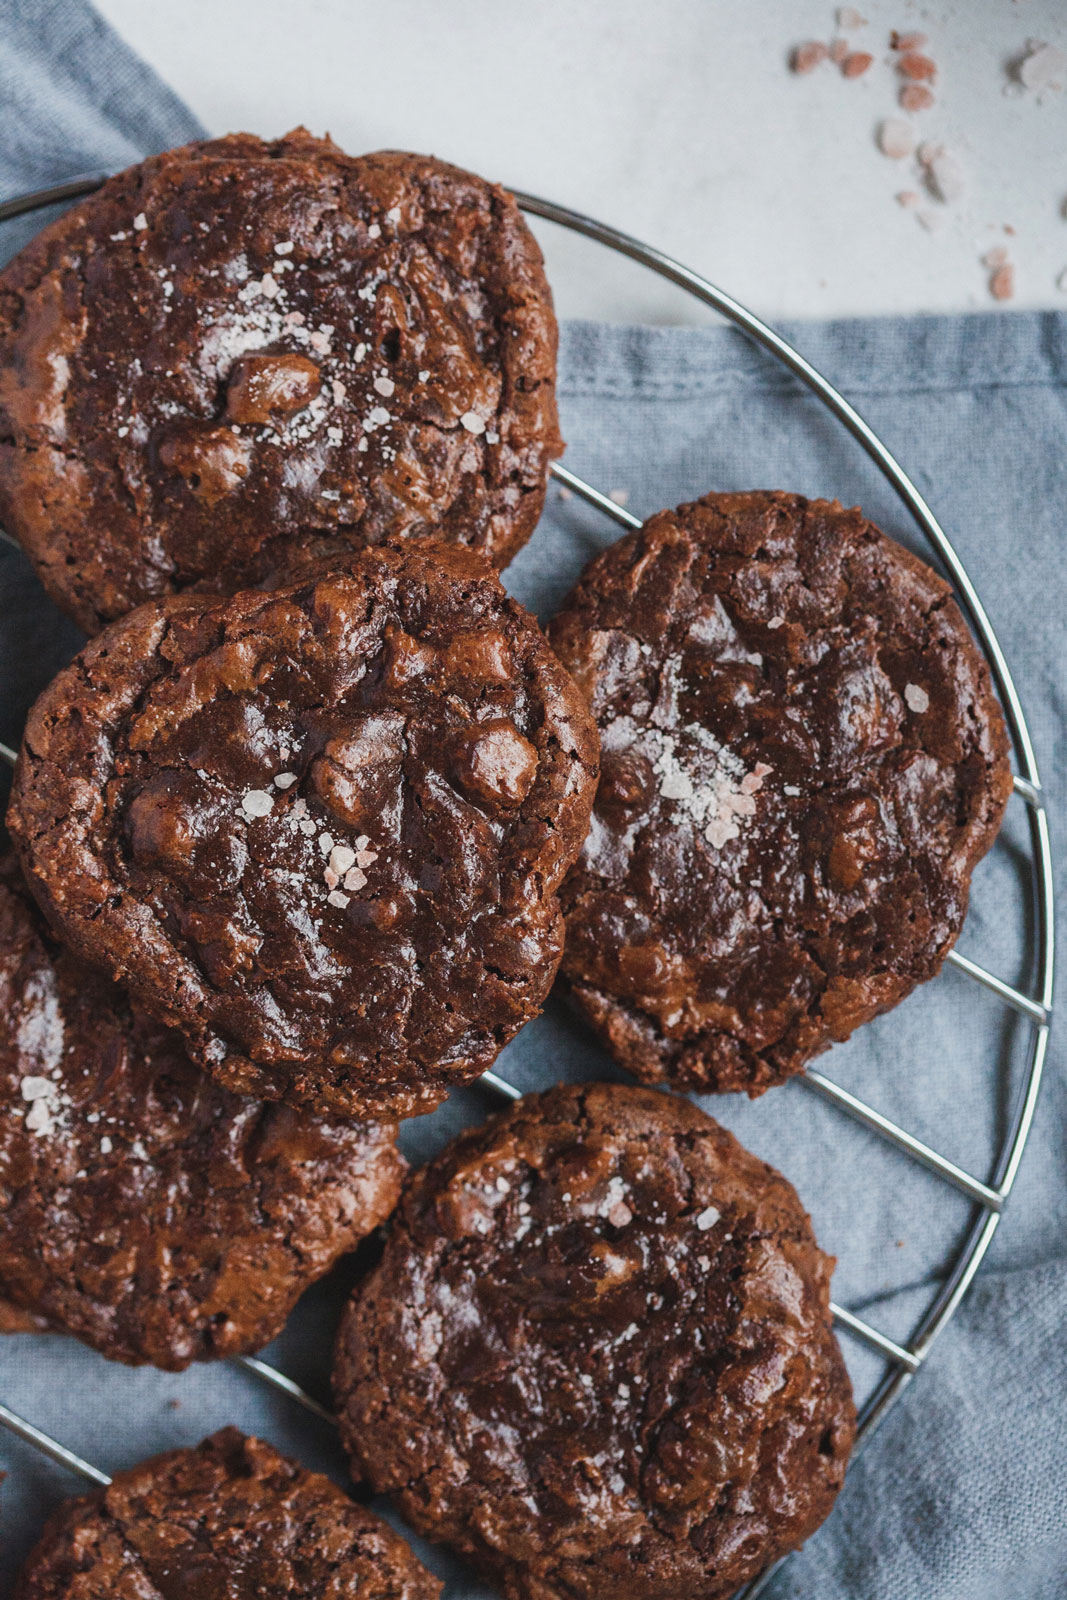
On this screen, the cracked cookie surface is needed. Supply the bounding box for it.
[0,128,562,633]
[548,491,1012,1095]
[0,855,403,1369]
[15,1428,440,1599]
[7,544,599,1118]
[333,1082,854,1600]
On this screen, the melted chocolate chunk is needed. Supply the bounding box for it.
[548,492,1012,1095]
[0,129,563,633]
[334,1083,855,1600]
[15,1428,440,1599]
[8,544,599,1119]
[0,856,403,1369]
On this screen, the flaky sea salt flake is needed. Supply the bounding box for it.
[460,411,486,434]
[241,789,274,819]
[328,890,351,909]
[696,1206,721,1231]
[878,119,916,159]
[904,683,930,713]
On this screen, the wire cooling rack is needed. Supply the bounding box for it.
[0,174,1056,1600]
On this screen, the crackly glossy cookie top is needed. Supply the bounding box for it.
[0,855,403,1369]
[0,129,562,632]
[8,543,598,1118]
[548,491,1012,1096]
[335,1082,855,1600]
[15,1429,440,1600]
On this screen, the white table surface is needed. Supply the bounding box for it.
[96,0,1066,326]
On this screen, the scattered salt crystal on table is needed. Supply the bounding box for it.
[983,247,1009,269]
[900,84,934,111]
[896,190,920,208]
[791,40,828,74]
[928,151,965,203]
[842,52,873,78]
[608,489,630,506]
[837,6,866,29]
[891,30,927,52]
[878,119,916,159]
[829,38,849,65]
[898,52,937,82]
[990,264,1015,300]
[1018,41,1067,93]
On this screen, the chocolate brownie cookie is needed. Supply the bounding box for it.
[0,128,562,633]
[548,492,1012,1095]
[8,544,599,1118]
[334,1082,855,1600]
[14,1427,440,1599]
[0,855,403,1369]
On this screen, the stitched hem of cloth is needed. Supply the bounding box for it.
[558,310,1067,399]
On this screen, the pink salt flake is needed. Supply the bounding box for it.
[324,867,340,890]
[767,614,785,628]
[705,816,741,850]
[900,84,934,111]
[284,310,306,326]
[878,119,916,159]
[990,264,1015,301]
[829,38,849,64]
[332,379,347,404]
[355,849,378,867]
[891,31,927,52]
[791,41,828,73]
[343,867,368,892]
[327,890,351,909]
[898,52,937,81]
[896,190,920,208]
[842,51,873,77]
[983,246,1009,269]
[836,7,866,29]
[916,141,943,167]
[354,835,371,851]
[309,330,331,353]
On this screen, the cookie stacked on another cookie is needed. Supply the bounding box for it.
[0,129,563,633]
[334,1082,855,1600]
[0,853,404,1369]
[549,490,1012,1095]
[15,1428,441,1599]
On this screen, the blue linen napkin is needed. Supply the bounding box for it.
[0,4,1063,1596]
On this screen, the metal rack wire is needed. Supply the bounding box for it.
[0,174,1055,1600]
